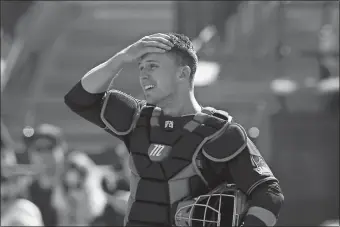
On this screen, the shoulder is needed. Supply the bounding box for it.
[101,90,146,135]
[203,119,248,162]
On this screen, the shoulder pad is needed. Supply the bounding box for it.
[203,123,247,162]
[100,90,142,135]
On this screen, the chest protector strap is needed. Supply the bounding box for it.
[149,107,162,127]
[183,112,210,132]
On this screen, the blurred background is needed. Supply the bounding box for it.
[1,1,339,226]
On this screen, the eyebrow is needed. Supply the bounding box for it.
[138,59,159,66]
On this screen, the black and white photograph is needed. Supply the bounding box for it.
[1,1,339,226]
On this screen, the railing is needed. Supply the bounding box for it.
[1,37,24,92]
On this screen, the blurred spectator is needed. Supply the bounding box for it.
[91,144,130,190]
[59,150,106,226]
[1,122,43,226]
[91,172,126,226]
[91,144,130,226]
[108,144,130,190]
[24,123,67,226]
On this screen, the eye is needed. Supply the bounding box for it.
[149,63,158,70]
[139,63,158,71]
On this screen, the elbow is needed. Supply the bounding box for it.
[243,181,284,226]
[63,83,80,110]
[251,181,284,216]
[278,189,284,209]
[63,92,71,108]
[63,81,105,111]
[64,91,78,113]
[269,181,284,213]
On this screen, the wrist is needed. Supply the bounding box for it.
[106,52,127,69]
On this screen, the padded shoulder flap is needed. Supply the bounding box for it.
[202,123,247,162]
[100,90,144,135]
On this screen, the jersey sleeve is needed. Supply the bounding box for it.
[226,139,279,195]
[199,118,279,195]
[64,81,144,141]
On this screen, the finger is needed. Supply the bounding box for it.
[150,37,174,47]
[141,47,167,55]
[143,37,173,47]
[148,33,172,40]
[142,41,172,50]
[143,35,174,47]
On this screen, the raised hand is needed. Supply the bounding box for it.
[119,33,174,63]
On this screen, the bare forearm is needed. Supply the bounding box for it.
[81,53,126,94]
[80,34,173,94]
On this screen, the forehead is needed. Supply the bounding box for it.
[138,52,176,65]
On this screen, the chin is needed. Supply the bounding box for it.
[146,93,165,106]
[145,96,157,105]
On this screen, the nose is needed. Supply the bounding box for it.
[139,71,150,80]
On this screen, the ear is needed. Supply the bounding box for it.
[178,65,191,81]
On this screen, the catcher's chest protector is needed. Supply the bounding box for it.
[124,107,229,226]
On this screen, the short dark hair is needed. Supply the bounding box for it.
[166,33,198,87]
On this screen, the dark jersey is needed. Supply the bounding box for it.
[26,180,58,226]
[91,202,124,226]
[64,81,282,226]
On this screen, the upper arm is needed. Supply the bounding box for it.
[64,81,107,128]
[64,81,143,140]
[202,122,278,195]
[227,138,278,195]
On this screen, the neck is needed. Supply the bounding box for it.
[158,89,201,117]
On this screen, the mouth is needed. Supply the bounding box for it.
[144,85,156,91]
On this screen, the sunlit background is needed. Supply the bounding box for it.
[1,1,339,226]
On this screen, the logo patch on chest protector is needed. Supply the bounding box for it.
[164,120,174,129]
[148,144,172,162]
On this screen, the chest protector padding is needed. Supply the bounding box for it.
[125,106,230,226]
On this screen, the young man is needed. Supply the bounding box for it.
[65,33,284,226]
